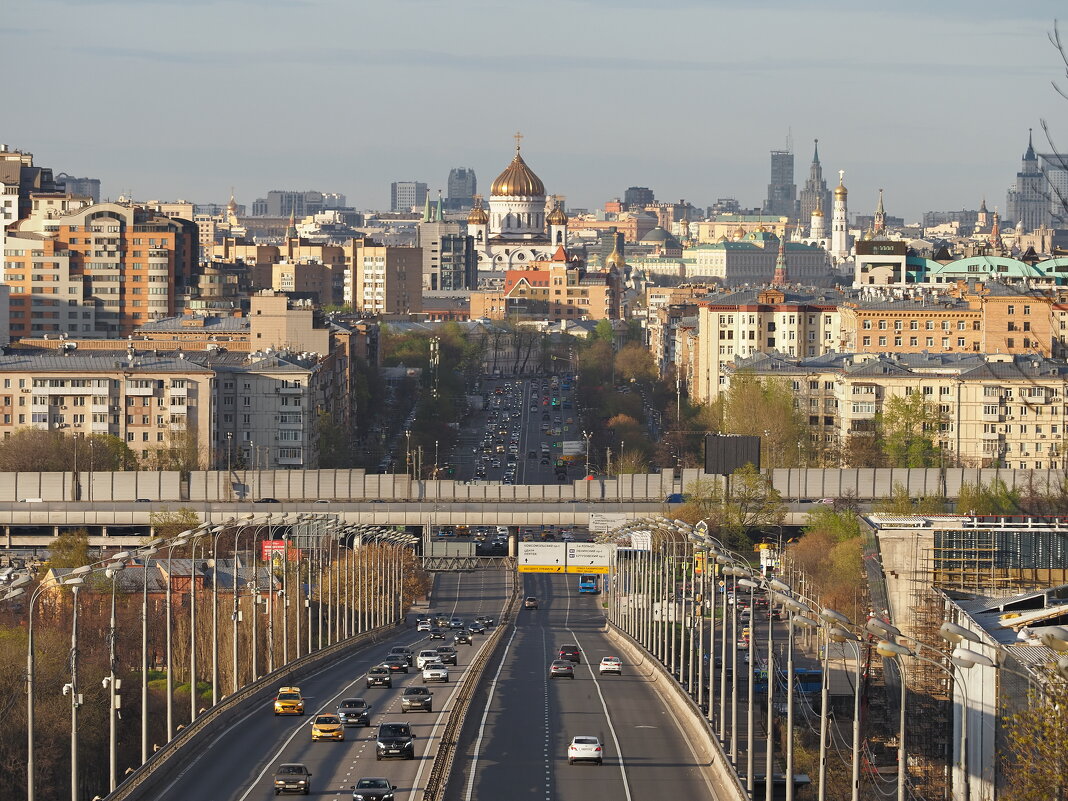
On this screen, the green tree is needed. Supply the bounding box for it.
[955,479,1021,515]
[593,319,615,346]
[878,393,945,467]
[1000,678,1068,801]
[674,465,786,549]
[713,373,808,467]
[43,528,91,570]
[149,508,200,542]
[874,483,946,515]
[317,411,352,468]
[614,343,657,385]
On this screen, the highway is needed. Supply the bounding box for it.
[150,569,512,801]
[447,572,720,801]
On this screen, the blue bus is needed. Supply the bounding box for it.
[578,574,600,594]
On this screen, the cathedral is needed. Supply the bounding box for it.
[467,135,568,270]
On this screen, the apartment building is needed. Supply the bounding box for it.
[348,243,422,316]
[4,199,196,339]
[469,250,621,322]
[724,351,1068,469]
[690,288,846,403]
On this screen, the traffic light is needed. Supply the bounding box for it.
[693,552,705,575]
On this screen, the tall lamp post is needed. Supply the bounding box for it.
[164,529,195,742]
[139,538,163,765]
[103,556,128,792]
[582,430,592,477]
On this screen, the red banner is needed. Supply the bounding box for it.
[261,540,300,562]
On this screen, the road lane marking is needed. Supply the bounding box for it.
[462,624,519,801]
[565,586,633,801]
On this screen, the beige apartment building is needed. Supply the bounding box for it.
[724,351,1068,469]
[690,288,846,403]
[4,198,197,339]
[348,244,422,316]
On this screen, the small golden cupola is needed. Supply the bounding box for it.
[490,135,546,197]
[467,196,489,225]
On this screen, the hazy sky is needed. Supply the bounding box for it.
[5,0,1068,221]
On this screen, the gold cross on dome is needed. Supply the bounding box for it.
[514,131,524,151]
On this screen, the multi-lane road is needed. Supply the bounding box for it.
[152,568,720,800]
[447,573,719,801]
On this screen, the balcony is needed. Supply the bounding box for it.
[979,430,1003,440]
[980,412,1005,423]
[276,386,303,395]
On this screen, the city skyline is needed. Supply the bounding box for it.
[5,0,1067,220]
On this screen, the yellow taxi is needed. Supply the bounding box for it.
[311,713,345,741]
[273,686,305,716]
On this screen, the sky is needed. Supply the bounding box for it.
[4,0,1068,222]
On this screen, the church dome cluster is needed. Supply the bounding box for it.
[490,145,545,197]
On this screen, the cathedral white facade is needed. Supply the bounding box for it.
[467,138,568,270]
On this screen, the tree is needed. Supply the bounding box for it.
[842,432,884,468]
[874,483,946,515]
[1000,677,1068,801]
[141,428,202,473]
[149,508,200,543]
[43,528,91,570]
[673,465,786,550]
[878,393,945,468]
[955,479,1021,515]
[714,373,808,467]
[614,343,657,385]
[317,411,352,469]
[593,319,615,346]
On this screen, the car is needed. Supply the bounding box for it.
[528,450,537,458]
[366,667,392,689]
[558,644,582,664]
[428,627,446,640]
[539,457,549,465]
[561,532,574,542]
[255,497,280,504]
[447,618,464,629]
[273,686,305,716]
[388,646,413,666]
[416,620,431,632]
[311,713,345,742]
[375,722,415,761]
[351,777,397,801]
[599,657,622,675]
[401,685,433,713]
[454,629,472,645]
[435,615,451,626]
[274,763,313,795]
[549,660,575,679]
[416,649,441,670]
[567,735,603,765]
[524,596,539,610]
[422,662,449,683]
[382,656,409,673]
[336,697,372,727]
[428,646,456,666]
[467,622,486,634]
[475,615,495,626]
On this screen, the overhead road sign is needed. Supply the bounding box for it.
[518,542,567,573]
[564,543,614,574]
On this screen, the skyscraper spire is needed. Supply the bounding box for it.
[812,138,820,165]
[874,188,886,235]
[285,211,297,240]
[1025,127,1036,161]
[422,192,433,223]
[435,190,444,222]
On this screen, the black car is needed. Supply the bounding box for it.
[453,631,472,646]
[401,686,433,713]
[436,645,458,664]
[382,656,409,674]
[256,498,280,504]
[273,763,312,795]
[428,627,446,640]
[467,622,486,635]
[366,667,392,689]
[388,646,413,666]
[475,615,495,627]
[558,644,582,664]
[351,777,396,801]
[337,697,371,727]
[375,722,415,760]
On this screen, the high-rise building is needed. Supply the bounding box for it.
[797,140,831,223]
[349,242,422,315]
[446,168,476,210]
[1037,152,1068,225]
[250,190,342,219]
[624,186,655,209]
[390,181,428,214]
[55,173,101,204]
[1006,130,1050,231]
[4,199,197,338]
[764,149,796,218]
[416,194,475,291]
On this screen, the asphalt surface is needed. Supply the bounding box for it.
[447,572,721,801]
[152,569,512,801]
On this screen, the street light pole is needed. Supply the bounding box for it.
[68,583,82,801]
[165,531,194,743]
[139,539,162,765]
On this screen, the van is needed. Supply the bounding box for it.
[495,526,509,536]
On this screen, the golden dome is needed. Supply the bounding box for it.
[490,145,545,197]
[546,203,568,225]
[467,197,488,225]
[834,174,848,198]
[605,239,626,269]
[812,206,824,217]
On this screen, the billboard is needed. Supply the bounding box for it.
[261,540,300,562]
[588,512,629,533]
[704,434,761,475]
[517,542,567,573]
[562,440,584,456]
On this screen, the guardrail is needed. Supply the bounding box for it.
[421,572,520,801]
[105,622,399,801]
[604,621,749,801]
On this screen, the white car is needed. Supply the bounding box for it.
[567,735,603,765]
[416,620,431,632]
[416,650,440,670]
[598,656,622,675]
[422,662,449,683]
